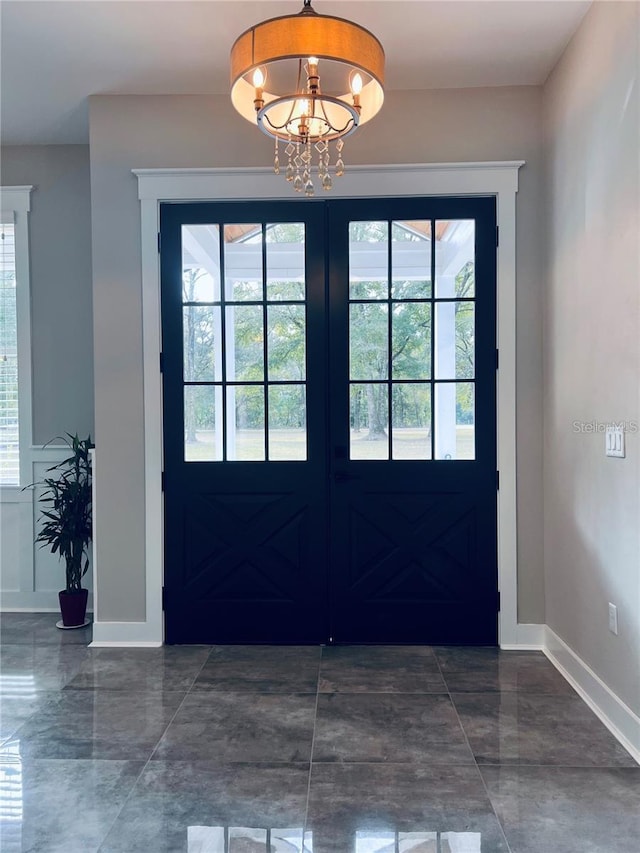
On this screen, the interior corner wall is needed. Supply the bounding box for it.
[88,87,544,625]
[543,1,640,714]
[0,145,94,442]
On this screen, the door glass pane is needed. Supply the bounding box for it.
[392,220,432,298]
[269,385,307,461]
[226,305,264,381]
[435,301,475,380]
[183,306,220,382]
[268,305,306,380]
[435,220,475,298]
[350,303,388,380]
[392,302,431,379]
[392,383,432,460]
[224,223,263,301]
[182,225,221,302]
[184,220,310,463]
[266,222,305,301]
[435,382,475,460]
[350,384,389,460]
[349,221,388,299]
[184,386,222,462]
[228,385,265,461]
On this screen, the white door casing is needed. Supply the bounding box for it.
[90,162,523,647]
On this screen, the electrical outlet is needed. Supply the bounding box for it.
[608,602,618,635]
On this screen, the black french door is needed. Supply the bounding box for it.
[160,196,497,644]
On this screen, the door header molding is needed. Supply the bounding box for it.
[90,161,523,646]
[133,162,524,202]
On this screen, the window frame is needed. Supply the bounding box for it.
[0,186,33,489]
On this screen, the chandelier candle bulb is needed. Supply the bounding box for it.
[351,72,363,111]
[308,56,320,92]
[252,67,265,111]
[230,0,385,194]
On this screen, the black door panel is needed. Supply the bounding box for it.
[161,196,497,644]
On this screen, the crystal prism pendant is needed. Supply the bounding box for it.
[322,173,333,191]
[335,158,345,177]
[285,163,294,182]
[273,155,280,175]
[336,139,344,153]
[304,180,315,196]
[293,174,303,192]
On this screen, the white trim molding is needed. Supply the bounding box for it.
[91,621,162,647]
[544,626,640,765]
[118,161,524,649]
[500,622,547,650]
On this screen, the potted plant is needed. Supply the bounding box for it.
[32,433,93,628]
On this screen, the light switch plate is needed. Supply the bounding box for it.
[605,426,625,458]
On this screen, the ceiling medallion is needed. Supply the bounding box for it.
[230,0,385,195]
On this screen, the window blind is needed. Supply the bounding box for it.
[0,219,19,485]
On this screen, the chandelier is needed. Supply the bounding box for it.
[230,0,385,195]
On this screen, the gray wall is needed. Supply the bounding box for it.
[89,87,545,624]
[0,145,94,443]
[543,1,640,713]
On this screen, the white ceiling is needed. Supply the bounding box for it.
[1,0,591,145]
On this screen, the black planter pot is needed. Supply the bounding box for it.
[58,588,89,628]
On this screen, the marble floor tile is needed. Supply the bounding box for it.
[306,763,510,853]
[1,643,90,691]
[481,765,640,853]
[452,692,637,766]
[0,757,143,853]
[435,648,575,695]
[13,689,185,760]
[313,693,475,764]
[4,622,637,853]
[192,644,321,693]
[0,690,62,740]
[435,647,530,672]
[153,692,316,762]
[98,761,309,852]
[0,612,93,646]
[64,645,211,692]
[318,645,446,693]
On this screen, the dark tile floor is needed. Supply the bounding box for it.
[0,614,638,852]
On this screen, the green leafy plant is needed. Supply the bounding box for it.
[32,433,93,592]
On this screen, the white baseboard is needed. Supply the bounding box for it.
[544,626,640,765]
[500,622,546,650]
[1,592,94,611]
[90,620,162,647]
